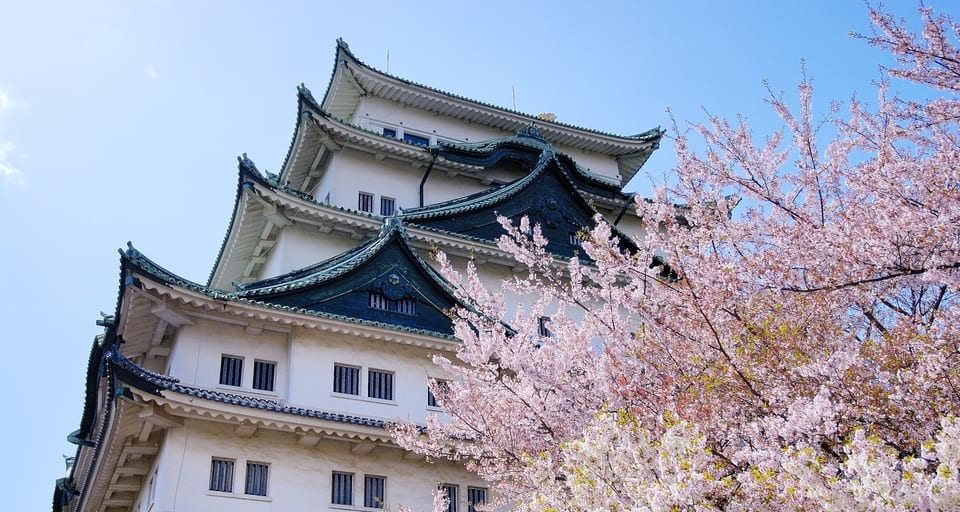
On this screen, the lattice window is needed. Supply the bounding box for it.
[368,292,416,315]
[209,458,234,492]
[368,369,394,401]
[538,316,552,338]
[381,196,396,216]
[253,360,275,392]
[467,487,487,512]
[403,132,430,146]
[332,472,353,505]
[427,379,449,408]
[244,462,269,496]
[359,192,374,213]
[219,355,243,387]
[364,475,386,508]
[334,364,360,395]
[440,484,458,512]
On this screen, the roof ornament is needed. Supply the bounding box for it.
[517,122,547,143]
[238,153,260,174]
[297,83,320,109]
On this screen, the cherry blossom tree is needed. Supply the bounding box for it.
[393,5,960,511]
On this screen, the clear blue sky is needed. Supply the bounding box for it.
[0,1,951,509]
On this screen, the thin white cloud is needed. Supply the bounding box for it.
[147,65,160,80]
[0,86,24,112]
[0,141,25,187]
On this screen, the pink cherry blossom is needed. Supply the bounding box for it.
[393,5,960,510]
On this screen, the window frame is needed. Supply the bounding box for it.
[363,474,386,508]
[368,291,417,316]
[467,487,487,512]
[380,196,396,217]
[331,471,354,506]
[333,364,361,396]
[358,191,375,213]
[219,355,244,388]
[367,368,395,401]
[244,461,269,497]
[439,483,459,512]
[209,457,235,493]
[427,378,449,408]
[252,359,276,393]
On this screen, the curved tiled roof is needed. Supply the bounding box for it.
[108,351,391,428]
[125,242,458,340]
[326,39,662,148]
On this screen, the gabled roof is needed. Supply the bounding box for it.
[401,132,638,259]
[136,219,461,337]
[237,218,459,335]
[310,39,662,187]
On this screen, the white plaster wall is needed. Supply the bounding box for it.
[260,224,360,280]
[313,148,496,214]
[354,96,510,144]
[167,319,289,397]
[354,96,623,180]
[288,328,448,424]
[150,420,488,512]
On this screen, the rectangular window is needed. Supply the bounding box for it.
[334,364,360,395]
[538,316,552,338]
[244,462,269,496]
[332,472,353,505]
[368,292,416,315]
[368,369,394,401]
[219,355,243,387]
[569,232,583,247]
[403,132,430,146]
[467,487,487,512]
[382,127,397,138]
[364,475,386,508]
[427,379,449,408]
[359,192,374,213]
[440,484,458,512]
[380,196,396,217]
[253,360,276,392]
[209,458,234,493]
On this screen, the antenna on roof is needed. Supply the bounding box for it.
[512,85,517,110]
[386,49,390,74]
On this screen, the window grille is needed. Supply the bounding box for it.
[403,132,430,146]
[368,292,416,315]
[364,475,386,508]
[380,196,396,216]
[359,192,374,213]
[209,458,234,492]
[368,369,394,401]
[382,128,397,138]
[244,462,269,496]
[332,472,353,505]
[427,379,449,408]
[334,364,360,395]
[219,356,243,387]
[569,232,583,247]
[467,487,487,512]
[440,484,458,512]
[253,360,275,392]
[538,316,552,338]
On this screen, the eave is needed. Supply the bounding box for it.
[278,100,489,194]
[321,39,663,186]
[133,256,461,350]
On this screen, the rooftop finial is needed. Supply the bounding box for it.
[517,122,546,142]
